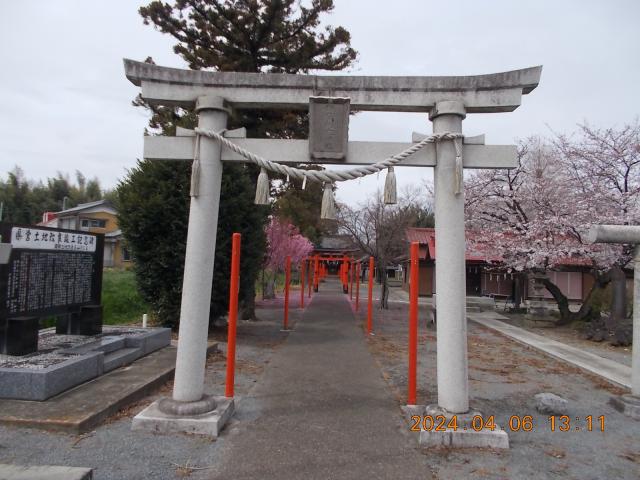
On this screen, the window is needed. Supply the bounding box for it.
[122,246,131,261]
[80,218,106,228]
[91,219,106,228]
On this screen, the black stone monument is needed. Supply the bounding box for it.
[0,223,104,355]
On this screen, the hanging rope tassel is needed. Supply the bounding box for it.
[190,134,202,197]
[320,183,336,220]
[454,137,463,195]
[254,167,270,205]
[383,166,397,204]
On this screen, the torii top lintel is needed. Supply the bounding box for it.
[123,59,542,114]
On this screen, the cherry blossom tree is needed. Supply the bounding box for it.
[465,122,639,335]
[262,217,314,299]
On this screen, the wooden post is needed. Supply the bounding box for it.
[284,255,291,330]
[225,233,241,398]
[367,256,374,334]
[307,258,312,298]
[314,254,319,292]
[355,262,361,312]
[300,258,305,309]
[408,242,419,405]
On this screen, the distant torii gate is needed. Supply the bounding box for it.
[124,59,541,436]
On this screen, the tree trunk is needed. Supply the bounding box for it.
[512,274,524,308]
[263,270,276,299]
[607,266,627,330]
[542,271,609,326]
[241,284,257,320]
[376,259,390,309]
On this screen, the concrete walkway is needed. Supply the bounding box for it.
[210,279,426,480]
[468,311,632,389]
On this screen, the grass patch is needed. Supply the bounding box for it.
[102,269,149,325]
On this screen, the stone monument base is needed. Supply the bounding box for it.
[609,394,640,419]
[132,395,234,437]
[0,327,171,401]
[404,404,509,449]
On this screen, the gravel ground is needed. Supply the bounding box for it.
[495,313,632,367]
[0,300,300,480]
[353,300,640,480]
[1,290,638,479]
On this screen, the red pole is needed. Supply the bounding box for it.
[367,256,374,334]
[355,262,361,311]
[300,258,305,309]
[342,255,348,293]
[225,233,241,398]
[284,255,291,330]
[314,254,319,292]
[307,258,312,298]
[349,258,354,300]
[408,242,419,405]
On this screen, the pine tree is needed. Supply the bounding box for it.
[118,0,357,325]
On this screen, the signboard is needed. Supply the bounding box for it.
[308,96,350,161]
[0,223,104,320]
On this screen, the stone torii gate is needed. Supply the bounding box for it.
[588,225,640,419]
[124,59,541,438]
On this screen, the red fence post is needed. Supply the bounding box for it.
[225,233,241,398]
[349,258,354,300]
[283,255,291,330]
[408,242,419,405]
[307,258,312,298]
[342,255,348,293]
[355,262,361,312]
[367,256,374,334]
[300,258,305,309]
[314,254,319,292]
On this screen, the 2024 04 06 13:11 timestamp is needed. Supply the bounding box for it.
[410,415,606,432]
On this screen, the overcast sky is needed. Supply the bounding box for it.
[1,0,638,207]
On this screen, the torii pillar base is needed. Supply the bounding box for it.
[610,395,640,420]
[132,396,235,438]
[404,404,510,449]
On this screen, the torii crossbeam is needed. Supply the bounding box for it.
[124,59,542,442]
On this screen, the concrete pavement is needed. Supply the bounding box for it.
[209,279,428,479]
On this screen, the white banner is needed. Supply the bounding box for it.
[11,227,97,253]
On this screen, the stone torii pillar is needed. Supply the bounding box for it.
[124,59,541,441]
[588,225,640,418]
[430,100,468,413]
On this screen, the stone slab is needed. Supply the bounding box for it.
[0,464,92,480]
[132,395,234,438]
[609,394,640,419]
[125,328,172,355]
[0,342,217,433]
[0,352,103,401]
[61,335,124,355]
[420,427,510,449]
[102,346,143,372]
[0,327,172,401]
[408,404,510,449]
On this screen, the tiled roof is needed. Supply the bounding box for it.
[56,199,113,216]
